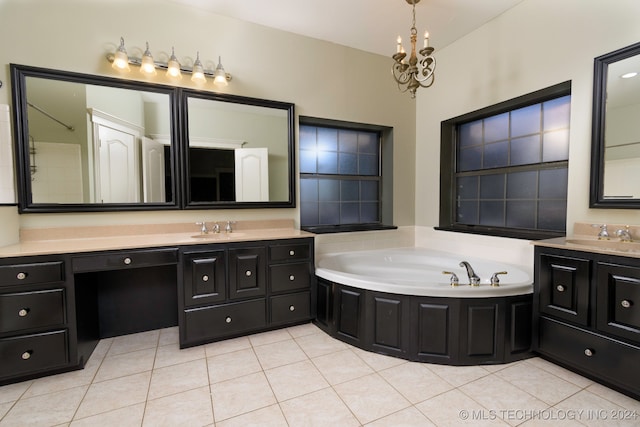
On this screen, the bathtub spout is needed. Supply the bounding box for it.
[459,261,481,286]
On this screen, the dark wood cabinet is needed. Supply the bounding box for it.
[316,279,532,365]
[534,246,640,399]
[229,246,266,300]
[182,248,227,307]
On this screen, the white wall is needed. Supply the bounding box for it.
[415,0,640,266]
[0,0,416,242]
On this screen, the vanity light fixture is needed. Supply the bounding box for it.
[106,37,232,86]
[392,0,436,98]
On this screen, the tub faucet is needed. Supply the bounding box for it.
[459,261,480,286]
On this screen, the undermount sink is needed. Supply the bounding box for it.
[565,238,640,252]
[191,233,246,239]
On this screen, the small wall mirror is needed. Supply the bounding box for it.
[590,41,640,208]
[11,64,296,212]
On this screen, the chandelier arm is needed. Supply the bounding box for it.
[391,64,413,85]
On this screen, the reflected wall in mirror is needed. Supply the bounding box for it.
[590,41,640,208]
[182,90,294,208]
[11,64,296,212]
[11,64,178,212]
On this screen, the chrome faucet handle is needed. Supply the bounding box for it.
[593,223,610,240]
[195,221,208,234]
[616,225,633,242]
[211,222,220,233]
[490,271,508,287]
[442,271,459,287]
[225,220,236,233]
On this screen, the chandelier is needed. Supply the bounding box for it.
[392,0,436,98]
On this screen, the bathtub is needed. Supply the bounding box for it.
[316,247,533,297]
[314,247,534,365]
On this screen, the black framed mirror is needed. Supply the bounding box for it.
[590,41,640,208]
[10,64,296,212]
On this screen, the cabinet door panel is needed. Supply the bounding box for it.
[335,286,364,345]
[229,247,266,300]
[414,302,452,359]
[597,262,640,342]
[183,250,226,307]
[369,293,409,356]
[538,254,590,325]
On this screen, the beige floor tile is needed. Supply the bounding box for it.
[148,358,209,400]
[495,362,581,405]
[204,336,251,357]
[154,342,205,369]
[207,348,262,383]
[524,357,594,389]
[211,372,277,422]
[426,363,490,387]
[216,404,288,427]
[481,359,526,373]
[248,329,292,347]
[365,406,436,426]
[0,380,32,403]
[279,387,360,427]
[311,349,374,385]
[351,346,408,371]
[143,386,213,426]
[22,359,99,399]
[0,401,13,419]
[518,415,585,427]
[334,373,411,424]
[555,389,637,427]
[264,359,329,401]
[294,331,348,358]
[253,339,307,370]
[75,371,151,419]
[286,322,322,338]
[585,382,640,412]
[158,326,179,346]
[107,330,160,356]
[70,403,145,427]
[379,362,454,404]
[89,337,113,361]
[1,385,87,427]
[460,376,548,426]
[416,388,509,427]
[94,347,156,383]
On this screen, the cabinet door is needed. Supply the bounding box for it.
[335,285,365,346]
[596,262,640,342]
[315,279,333,332]
[229,246,266,300]
[538,254,591,326]
[183,250,226,307]
[459,301,503,363]
[368,292,410,357]
[412,300,454,362]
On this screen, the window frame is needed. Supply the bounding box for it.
[438,81,571,240]
[299,116,396,234]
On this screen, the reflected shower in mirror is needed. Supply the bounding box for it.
[591,41,640,207]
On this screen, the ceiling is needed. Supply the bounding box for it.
[167,0,525,56]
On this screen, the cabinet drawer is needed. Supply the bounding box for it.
[269,242,310,263]
[72,248,178,273]
[183,299,266,344]
[0,262,64,287]
[270,292,311,325]
[0,289,65,334]
[538,254,590,326]
[270,263,310,293]
[0,330,69,378]
[538,317,640,395]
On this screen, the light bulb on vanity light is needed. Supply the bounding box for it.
[191,51,206,83]
[140,42,156,76]
[112,37,130,71]
[213,56,229,87]
[166,47,182,79]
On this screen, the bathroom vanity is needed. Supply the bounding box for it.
[534,233,640,399]
[0,223,314,385]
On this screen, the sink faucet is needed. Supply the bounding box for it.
[616,225,633,242]
[459,261,480,286]
[594,224,610,240]
[195,221,209,234]
[225,220,236,233]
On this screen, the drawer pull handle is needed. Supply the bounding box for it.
[556,284,566,292]
[245,270,252,277]
[289,305,295,312]
[289,275,295,281]
[21,351,32,360]
[225,316,232,324]
[202,275,209,282]
[123,257,132,265]
[289,250,295,256]
[584,348,594,357]
[621,299,632,308]
[18,308,29,317]
[16,272,27,280]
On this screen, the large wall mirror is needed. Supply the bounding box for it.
[590,41,640,208]
[10,64,295,212]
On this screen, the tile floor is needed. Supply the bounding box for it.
[1,323,639,426]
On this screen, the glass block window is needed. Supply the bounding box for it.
[441,82,571,238]
[300,125,381,227]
